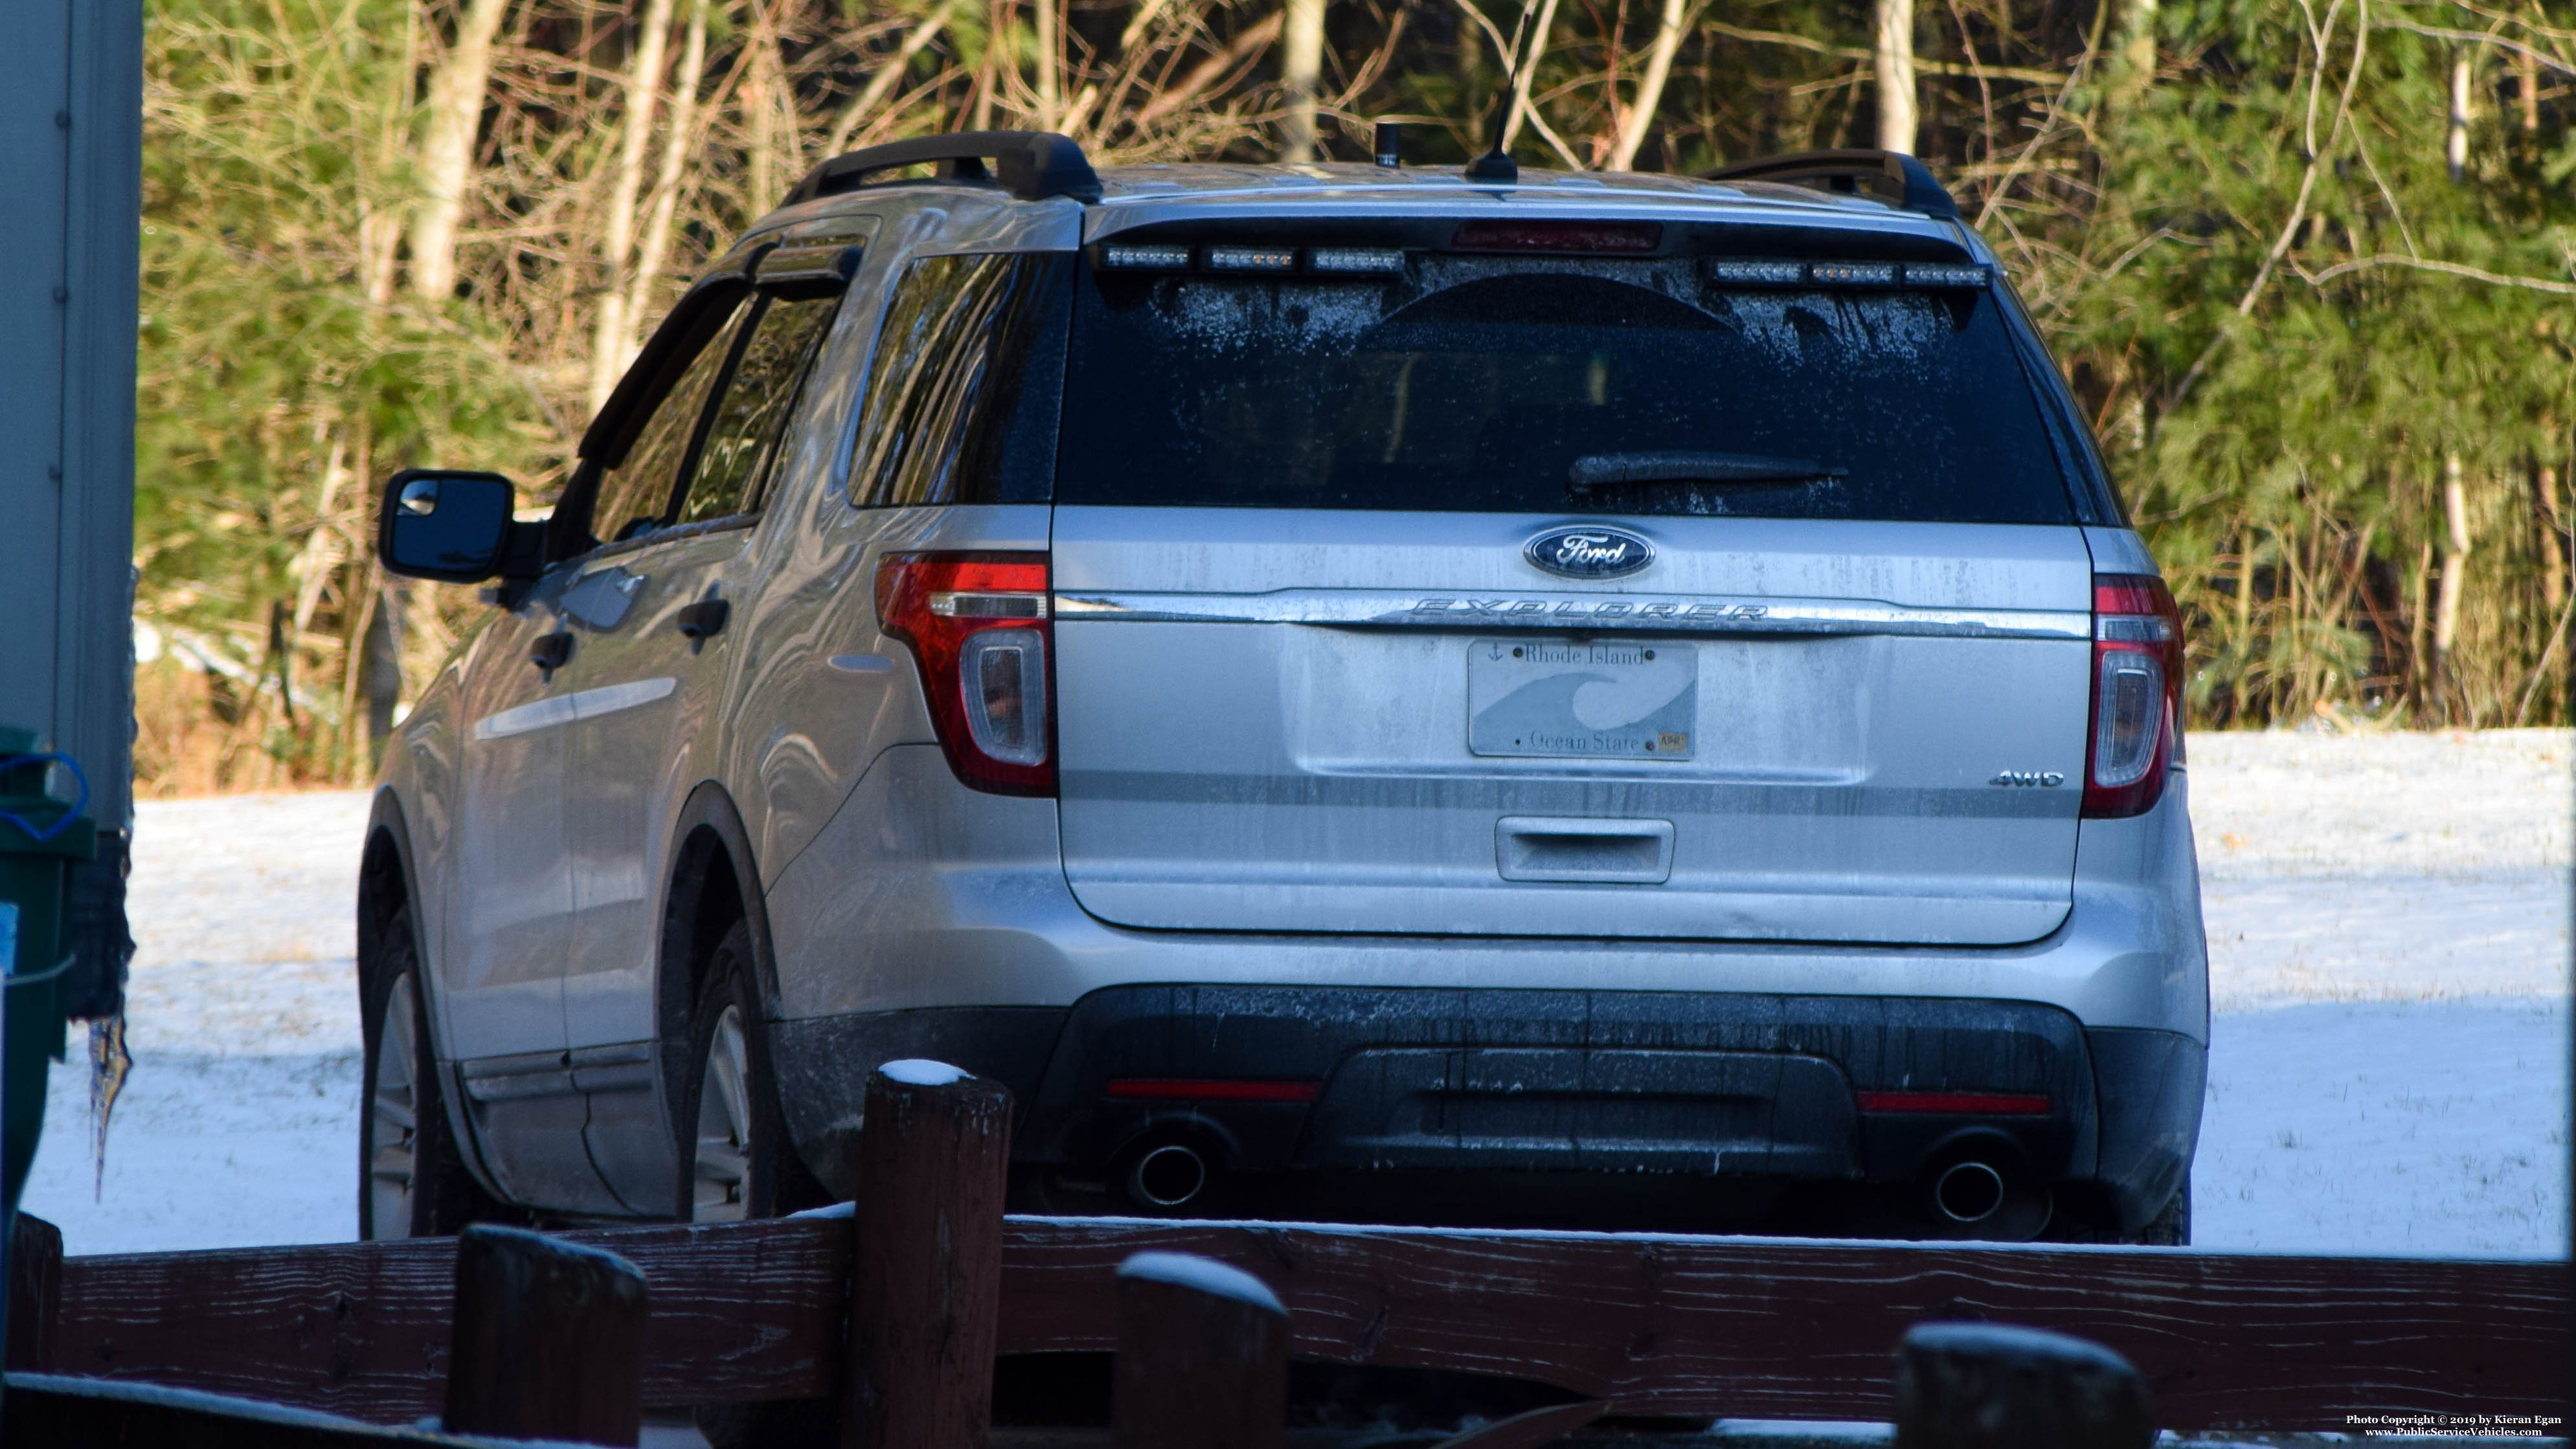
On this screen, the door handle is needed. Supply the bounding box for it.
[529,631,574,679]
[675,598,730,652]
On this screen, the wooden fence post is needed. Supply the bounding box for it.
[442,1224,649,1446]
[844,1059,1013,1449]
[1112,1250,1288,1449]
[1893,1321,2153,1449]
[6,1211,61,1372]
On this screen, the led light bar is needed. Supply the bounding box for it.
[1903,262,1992,287]
[1806,260,1901,286]
[1204,245,1299,272]
[1097,243,1193,270]
[1704,258,1809,286]
[1309,247,1406,275]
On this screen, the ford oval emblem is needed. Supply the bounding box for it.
[1525,526,1655,580]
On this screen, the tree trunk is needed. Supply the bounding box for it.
[2447,52,2471,182]
[626,0,707,357]
[1282,0,1325,160]
[747,6,782,219]
[1873,0,1917,154]
[1606,0,1685,171]
[1035,0,1063,129]
[409,0,512,303]
[2540,464,2566,612]
[2433,453,2472,712]
[587,0,678,418]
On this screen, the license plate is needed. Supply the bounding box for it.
[1467,638,1697,760]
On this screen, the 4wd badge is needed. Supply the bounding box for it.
[1525,526,1655,580]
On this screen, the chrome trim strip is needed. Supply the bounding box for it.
[1052,590,2090,640]
[473,677,679,741]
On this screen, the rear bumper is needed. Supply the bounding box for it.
[771,987,2202,1231]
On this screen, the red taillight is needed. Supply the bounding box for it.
[1449,219,1663,254]
[875,552,1054,796]
[1856,1090,2052,1116]
[2082,574,2184,818]
[1103,1079,1322,1103]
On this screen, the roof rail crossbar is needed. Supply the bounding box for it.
[782,130,1102,207]
[1704,150,1960,221]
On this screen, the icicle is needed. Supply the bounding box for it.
[88,1011,130,1201]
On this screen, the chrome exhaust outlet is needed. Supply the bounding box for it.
[1126,1143,1210,1209]
[1931,1160,2009,1224]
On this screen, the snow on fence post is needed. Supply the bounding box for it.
[844,1059,1013,1449]
[1893,1321,2154,1449]
[441,1224,649,1446]
[1111,1250,1289,1449]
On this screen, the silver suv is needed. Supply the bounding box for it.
[362,133,2205,1247]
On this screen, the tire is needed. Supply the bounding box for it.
[678,921,837,1449]
[672,919,826,1222]
[2130,1171,2191,1246]
[358,908,513,1239]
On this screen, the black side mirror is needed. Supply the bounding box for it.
[378,469,529,584]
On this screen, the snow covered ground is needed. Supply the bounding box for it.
[19,730,2572,1257]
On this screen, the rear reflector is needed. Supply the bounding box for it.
[1450,219,1662,254]
[1855,1090,2051,1116]
[1105,1079,1322,1103]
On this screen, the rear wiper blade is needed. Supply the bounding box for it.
[1568,452,1846,489]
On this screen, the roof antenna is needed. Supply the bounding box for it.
[1465,0,1535,184]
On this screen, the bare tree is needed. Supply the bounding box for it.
[409,0,512,302]
[587,0,678,416]
[1605,0,1686,170]
[1873,0,1917,153]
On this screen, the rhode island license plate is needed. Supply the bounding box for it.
[1466,638,1697,760]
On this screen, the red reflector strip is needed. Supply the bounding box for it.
[1856,1090,2051,1116]
[1104,1079,1321,1103]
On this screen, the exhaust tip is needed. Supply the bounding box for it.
[1127,1143,1209,1209]
[1932,1160,2007,1224]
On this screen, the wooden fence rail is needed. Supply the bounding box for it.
[14,1213,2560,1432]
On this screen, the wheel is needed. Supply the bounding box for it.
[2130,1171,2191,1246]
[359,908,512,1238]
[678,921,837,1449]
[673,919,825,1222]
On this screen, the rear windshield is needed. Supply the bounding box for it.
[1055,254,2076,522]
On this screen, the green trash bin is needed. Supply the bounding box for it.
[0,725,98,1219]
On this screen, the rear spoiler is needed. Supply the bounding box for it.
[1705,150,1960,222]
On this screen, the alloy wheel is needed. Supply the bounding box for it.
[692,1004,752,1222]
[367,974,420,1239]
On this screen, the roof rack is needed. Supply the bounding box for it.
[1704,150,1960,221]
[781,130,1102,207]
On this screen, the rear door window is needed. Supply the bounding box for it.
[1057,256,2076,523]
[848,253,1070,508]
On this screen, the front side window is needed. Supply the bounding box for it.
[679,293,846,525]
[848,253,1068,508]
[589,298,749,544]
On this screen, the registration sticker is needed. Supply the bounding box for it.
[1467,638,1697,759]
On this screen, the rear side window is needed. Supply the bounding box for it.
[681,293,844,524]
[848,253,1070,508]
[1056,256,2075,523]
